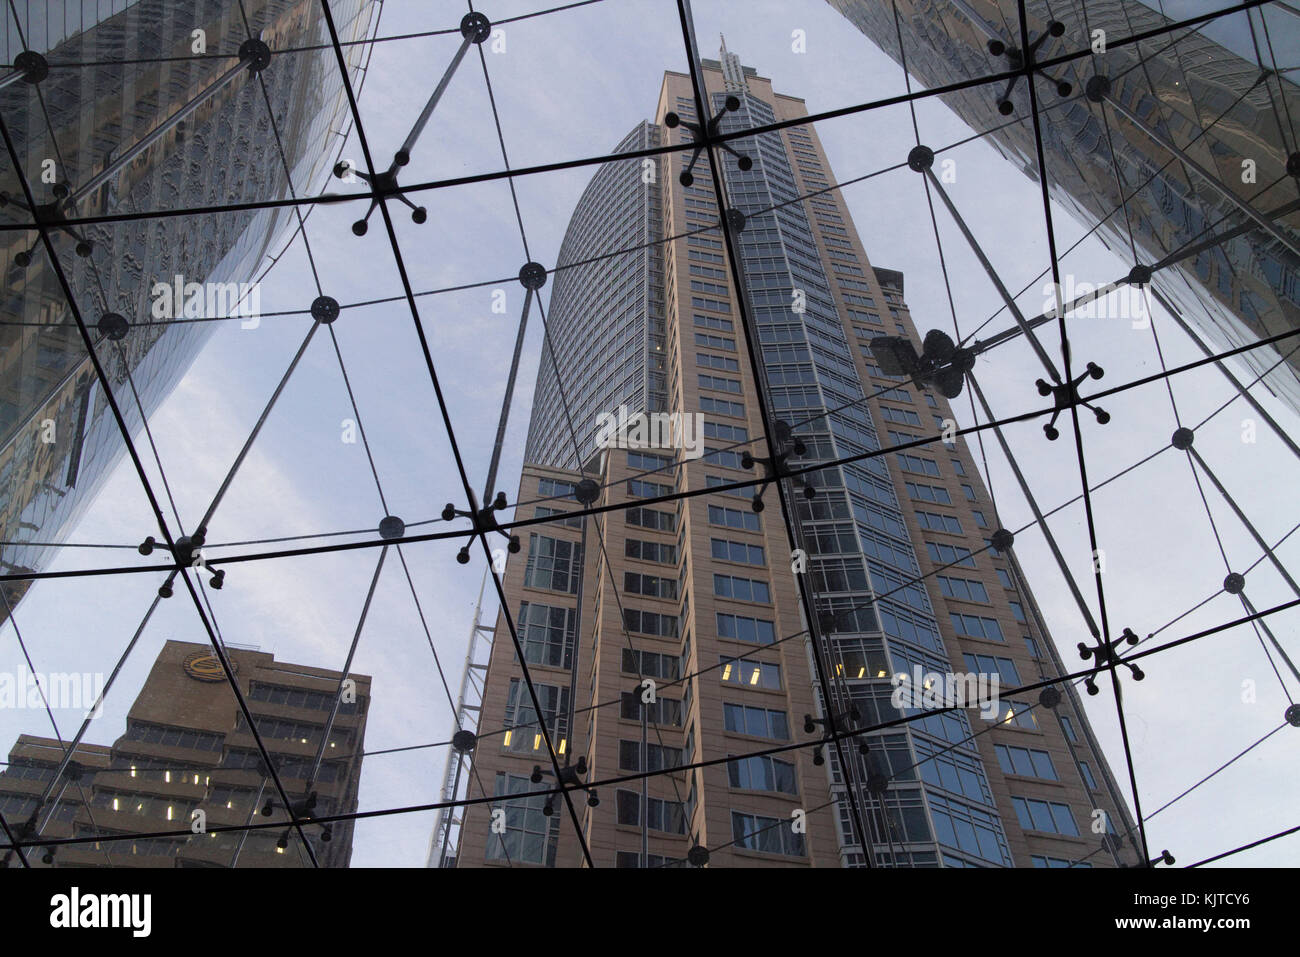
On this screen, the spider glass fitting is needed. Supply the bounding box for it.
[529,757,597,815]
[444,492,520,565]
[664,94,752,186]
[740,419,816,513]
[986,20,1074,115]
[1036,361,1109,441]
[332,12,493,234]
[1078,626,1144,695]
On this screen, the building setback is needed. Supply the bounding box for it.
[450,50,1140,868]
[0,640,369,867]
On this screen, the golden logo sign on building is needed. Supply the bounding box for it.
[181,650,235,683]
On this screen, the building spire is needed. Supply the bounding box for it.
[718,33,748,93]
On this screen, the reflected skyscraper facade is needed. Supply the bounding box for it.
[828,0,1300,412]
[0,0,376,622]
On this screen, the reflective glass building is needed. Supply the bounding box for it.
[526,122,666,467]
[827,0,1300,413]
[446,52,1139,868]
[0,0,376,622]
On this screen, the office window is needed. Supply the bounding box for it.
[625,539,677,564]
[1024,635,1041,658]
[622,648,681,681]
[538,478,577,501]
[626,506,676,532]
[694,313,733,331]
[616,791,687,833]
[699,395,745,417]
[937,575,989,603]
[1079,761,1099,790]
[618,740,683,772]
[727,754,797,794]
[912,736,985,801]
[122,722,225,752]
[703,421,747,442]
[916,510,963,534]
[708,504,761,532]
[880,405,923,427]
[1012,797,1079,836]
[623,608,679,638]
[616,852,685,868]
[995,568,1013,589]
[720,656,782,690]
[534,506,583,529]
[993,701,1037,729]
[713,574,771,603]
[0,794,39,818]
[627,478,672,498]
[897,453,940,477]
[716,613,776,645]
[723,703,789,739]
[703,447,746,469]
[517,601,575,668]
[501,680,569,754]
[1009,601,1026,623]
[962,653,1021,685]
[627,450,672,471]
[248,683,360,715]
[694,332,735,351]
[699,373,742,394]
[995,744,1058,780]
[1032,855,1092,868]
[620,692,683,726]
[810,557,870,592]
[927,542,976,568]
[905,481,952,505]
[927,792,1011,864]
[951,459,966,476]
[731,811,806,856]
[624,571,678,599]
[523,534,582,593]
[950,613,1004,641]
[486,772,557,865]
[1060,715,1078,742]
[962,484,977,501]
[706,474,752,500]
[711,538,765,565]
[972,510,988,528]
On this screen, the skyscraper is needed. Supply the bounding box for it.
[826,0,1300,413]
[443,51,1139,868]
[0,640,370,867]
[0,0,376,624]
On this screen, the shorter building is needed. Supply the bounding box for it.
[0,640,370,867]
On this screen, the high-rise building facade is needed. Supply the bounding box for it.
[447,53,1139,868]
[827,0,1300,413]
[0,0,376,623]
[0,639,370,867]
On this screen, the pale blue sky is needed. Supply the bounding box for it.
[3,0,1297,868]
